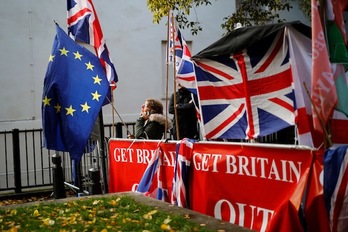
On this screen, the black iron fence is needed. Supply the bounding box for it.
[0,123,135,196]
[0,121,294,197]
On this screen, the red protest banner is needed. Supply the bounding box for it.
[108,139,176,194]
[108,139,316,231]
[189,142,313,231]
[304,149,330,232]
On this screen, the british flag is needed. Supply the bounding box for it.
[287,26,314,147]
[136,146,168,201]
[171,138,194,208]
[169,15,197,95]
[67,0,118,87]
[194,30,295,139]
[324,145,348,232]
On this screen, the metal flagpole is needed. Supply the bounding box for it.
[171,13,180,140]
[110,86,115,138]
[98,109,108,193]
[164,11,171,139]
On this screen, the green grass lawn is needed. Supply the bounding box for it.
[0,195,214,232]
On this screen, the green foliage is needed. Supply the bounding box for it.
[147,0,310,35]
[298,0,311,20]
[0,195,213,231]
[147,0,211,35]
[222,0,294,32]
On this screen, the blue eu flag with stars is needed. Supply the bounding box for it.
[42,24,109,161]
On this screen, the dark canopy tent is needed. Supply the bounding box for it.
[192,21,311,59]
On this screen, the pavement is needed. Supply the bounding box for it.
[1,191,253,231]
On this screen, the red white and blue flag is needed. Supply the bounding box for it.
[287,26,314,147]
[169,15,201,127]
[67,0,118,88]
[324,145,348,232]
[171,138,194,208]
[136,146,168,201]
[194,30,295,139]
[169,15,197,95]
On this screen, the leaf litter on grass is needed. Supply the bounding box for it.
[0,195,214,232]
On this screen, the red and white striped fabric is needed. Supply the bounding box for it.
[171,138,194,208]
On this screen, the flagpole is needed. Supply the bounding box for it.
[110,86,115,137]
[164,11,172,140]
[98,109,108,193]
[171,14,180,140]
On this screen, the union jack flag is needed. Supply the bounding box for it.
[324,145,348,232]
[136,146,168,201]
[287,26,314,147]
[67,0,118,88]
[194,30,295,139]
[169,15,197,95]
[171,138,194,208]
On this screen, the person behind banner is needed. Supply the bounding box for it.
[169,84,199,140]
[128,98,172,140]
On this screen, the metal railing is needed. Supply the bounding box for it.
[0,122,294,196]
[0,123,135,196]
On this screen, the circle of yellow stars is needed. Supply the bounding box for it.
[42,46,105,117]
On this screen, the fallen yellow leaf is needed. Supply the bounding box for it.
[42,218,55,226]
[33,209,40,217]
[160,224,172,230]
[109,200,118,206]
[163,217,171,224]
[9,226,19,232]
[10,209,17,216]
[110,213,118,219]
[92,200,100,205]
[143,210,158,220]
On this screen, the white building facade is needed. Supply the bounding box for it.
[0,0,309,131]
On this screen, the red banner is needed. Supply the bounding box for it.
[108,139,315,231]
[108,140,176,194]
[304,149,330,232]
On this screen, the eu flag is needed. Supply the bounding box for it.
[42,24,109,161]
